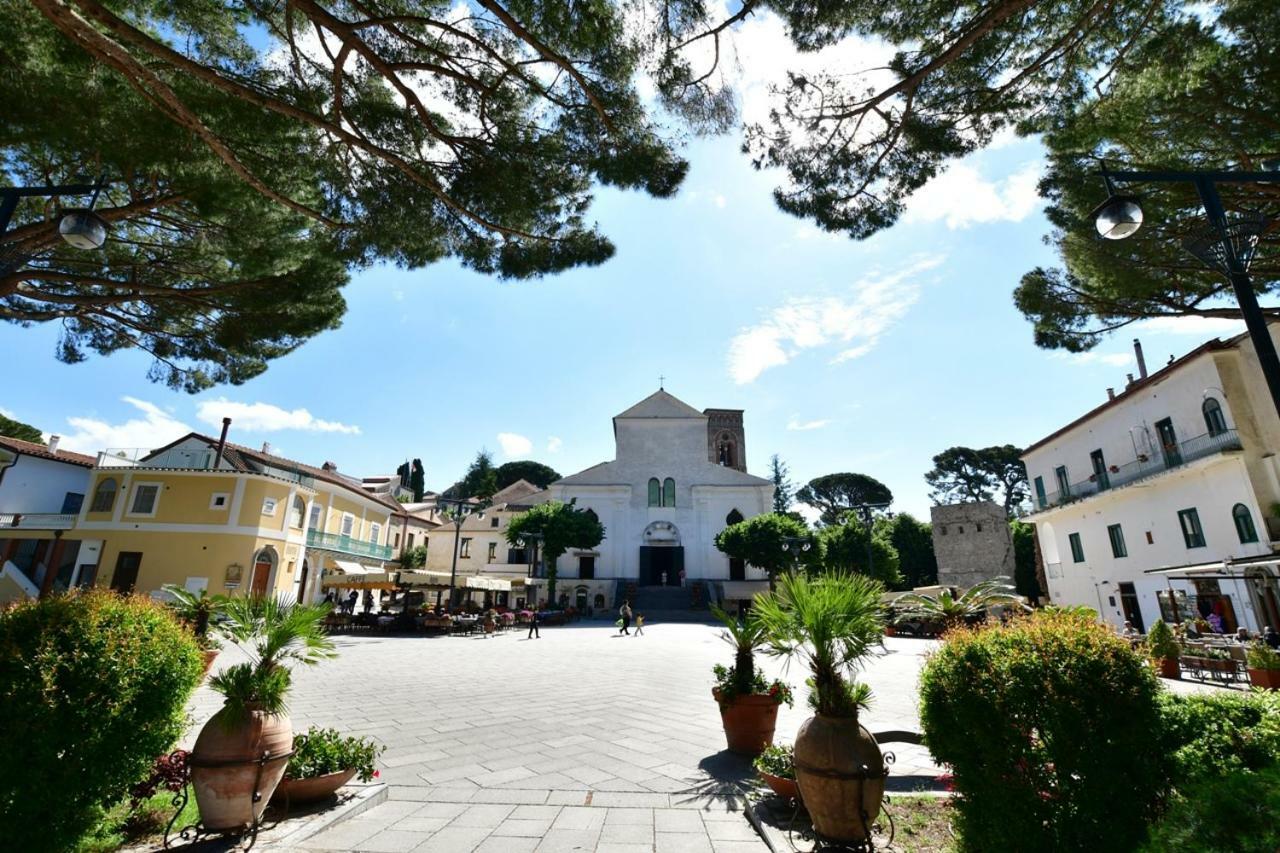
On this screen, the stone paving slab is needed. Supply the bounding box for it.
[181,623,945,852]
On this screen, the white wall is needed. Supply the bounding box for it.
[0,454,92,514]
[1037,455,1270,631]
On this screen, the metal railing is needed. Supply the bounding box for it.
[1036,429,1242,510]
[0,513,77,530]
[306,529,392,560]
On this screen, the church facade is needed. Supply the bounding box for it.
[542,390,774,605]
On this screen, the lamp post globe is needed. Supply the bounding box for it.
[1091,194,1144,240]
[58,209,108,250]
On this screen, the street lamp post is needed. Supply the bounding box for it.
[1,180,112,266]
[1092,167,1280,420]
[518,532,545,608]
[437,496,485,611]
[780,536,814,571]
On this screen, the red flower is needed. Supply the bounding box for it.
[373,770,380,779]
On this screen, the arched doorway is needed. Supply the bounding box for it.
[641,521,683,586]
[725,510,746,580]
[1248,568,1280,631]
[575,586,589,613]
[250,547,276,596]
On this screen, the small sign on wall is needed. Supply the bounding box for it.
[224,562,244,589]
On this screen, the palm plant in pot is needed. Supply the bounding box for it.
[162,584,227,675]
[190,595,334,833]
[754,571,886,844]
[710,604,793,755]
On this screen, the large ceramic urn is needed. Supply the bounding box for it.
[190,706,293,832]
[713,689,779,755]
[793,715,885,843]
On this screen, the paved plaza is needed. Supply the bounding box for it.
[187,620,942,852]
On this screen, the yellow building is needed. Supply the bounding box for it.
[78,433,399,601]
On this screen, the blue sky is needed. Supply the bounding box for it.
[1,15,1247,518]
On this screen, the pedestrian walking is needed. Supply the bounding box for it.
[322,590,335,607]
[619,601,633,635]
[345,590,358,614]
[362,590,374,614]
[635,613,645,636]
[528,609,540,639]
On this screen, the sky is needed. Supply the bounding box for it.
[0,12,1248,519]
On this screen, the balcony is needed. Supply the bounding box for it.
[0,513,77,530]
[306,529,392,560]
[1035,429,1243,512]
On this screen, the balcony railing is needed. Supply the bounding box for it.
[0,513,77,530]
[1036,429,1242,511]
[306,529,392,560]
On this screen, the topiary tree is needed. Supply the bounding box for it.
[0,591,203,851]
[715,513,822,580]
[506,501,605,604]
[919,609,1171,851]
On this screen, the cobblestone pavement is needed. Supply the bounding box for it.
[188,621,943,852]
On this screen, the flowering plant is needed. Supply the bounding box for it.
[286,727,382,783]
[712,663,793,706]
[753,743,795,779]
[130,750,190,808]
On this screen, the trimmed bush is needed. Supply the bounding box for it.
[0,591,203,852]
[1140,764,1280,853]
[1158,689,1280,781]
[919,609,1169,852]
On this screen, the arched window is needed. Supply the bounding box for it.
[89,478,117,513]
[290,495,306,528]
[1233,503,1259,544]
[663,478,676,508]
[647,478,661,507]
[715,432,737,468]
[726,509,744,525]
[1203,397,1228,436]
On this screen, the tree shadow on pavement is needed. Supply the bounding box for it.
[670,750,757,812]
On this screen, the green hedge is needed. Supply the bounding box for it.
[1141,764,1280,853]
[1158,689,1280,781]
[0,592,203,852]
[919,610,1169,852]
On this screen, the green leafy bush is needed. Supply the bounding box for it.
[1140,764,1280,853]
[1145,619,1179,660]
[753,744,795,779]
[919,609,1169,852]
[0,592,202,852]
[1158,690,1280,782]
[1248,643,1280,670]
[286,727,383,783]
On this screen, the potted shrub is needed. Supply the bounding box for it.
[710,604,793,755]
[1247,643,1280,689]
[163,584,227,675]
[754,743,800,802]
[1146,619,1181,679]
[755,571,887,844]
[892,577,1028,633]
[273,727,383,805]
[190,595,335,833]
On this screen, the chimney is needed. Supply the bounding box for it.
[1126,373,1135,386]
[1133,338,1148,379]
[214,417,231,468]
[1107,388,1116,400]
[47,435,60,454]
[261,441,273,455]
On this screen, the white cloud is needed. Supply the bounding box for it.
[497,432,533,458]
[546,436,563,454]
[713,194,727,209]
[904,161,1043,229]
[196,399,360,435]
[727,256,943,384]
[787,417,831,431]
[1051,351,1134,368]
[1137,316,1246,337]
[0,407,12,419]
[57,397,192,455]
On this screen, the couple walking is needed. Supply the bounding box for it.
[618,601,644,636]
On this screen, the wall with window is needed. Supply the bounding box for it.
[1034,453,1271,631]
[0,452,92,515]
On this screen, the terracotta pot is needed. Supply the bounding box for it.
[884,626,897,637]
[759,771,801,802]
[793,715,885,844]
[190,706,293,832]
[201,649,219,678]
[713,689,779,755]
[272,769,357,805]
[1249,667,1280,690]
[1158,657,1181,679]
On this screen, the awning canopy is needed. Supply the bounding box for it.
[466,576,511,592]
[332,560,369,575]
[321,568,396,589]
[721,581,771,601]
[399,570,453,588]
[1144,553,1280,577]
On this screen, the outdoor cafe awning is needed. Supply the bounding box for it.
[399,570,453,588]
[466,576,512,592]
[1144,553,1280,578]
[321,562,396,589]
[332,559,370,574]
[721,581,771,601]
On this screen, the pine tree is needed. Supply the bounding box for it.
[769,454,794,513]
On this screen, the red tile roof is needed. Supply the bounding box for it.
[0,435,96,467]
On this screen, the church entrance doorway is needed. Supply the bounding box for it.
[729,558,745,581]
[639,546,684,586]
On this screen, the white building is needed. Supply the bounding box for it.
[543,389,775,608]
[1023,331,1280,635]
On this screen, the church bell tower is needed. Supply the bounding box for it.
[704,408,747,473]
